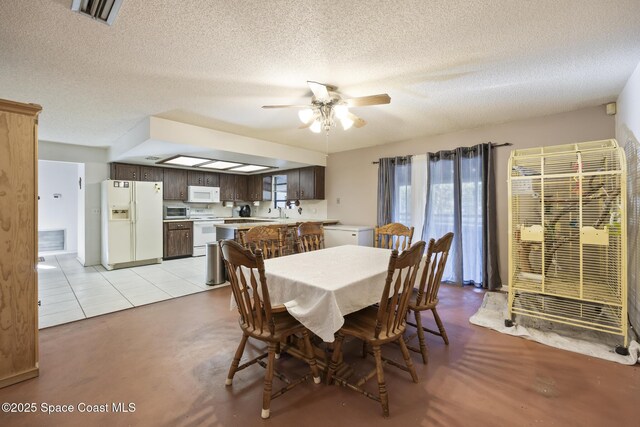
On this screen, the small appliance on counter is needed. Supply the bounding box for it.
[239,205,251,217]
[164,205,190,220]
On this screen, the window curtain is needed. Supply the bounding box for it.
[392,157,411,226]
[376,158,395,227]
[422,143,501,290]
[377,156,412,227]
[411,154,428,239]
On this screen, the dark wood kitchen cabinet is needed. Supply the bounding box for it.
[111,163,140,181]
[220,174,248,201]
[246,175,263,201]
[299,166,325,200]
[234,175,248,201]
[220,173,235,201]
[188,170,205,186]
[262,174,272,201]
[285,166,325,200]
[163,168,188,200]
[163,222,193,259]
[140,166,164,182]
[286,169,300,200]
[204,172,219,187]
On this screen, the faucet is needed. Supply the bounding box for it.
[278,207,286,219]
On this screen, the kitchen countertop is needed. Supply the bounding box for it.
[215,218,339,230]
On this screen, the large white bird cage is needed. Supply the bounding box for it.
[507,139,628,350]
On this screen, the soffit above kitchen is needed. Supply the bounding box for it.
[1,1,640,153]
[110,117,325,171]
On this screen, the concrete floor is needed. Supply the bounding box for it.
[0,285,638,426]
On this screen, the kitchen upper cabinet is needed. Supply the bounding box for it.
[163,168,188,200]
[286,169,300,200]
[188,170,205,186]
[234,175,248,201]
[140,166,164,182]
[262,174,272,201]
[220,173,235,201]
[111,163,140,181]
[163,222,193,258]
[299,166,325,200]
[246,175,265,201]
[220,174,248,201]
[204,172,219,187]
[285,167,325,200]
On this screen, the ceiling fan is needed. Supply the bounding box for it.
[262,81,391,134]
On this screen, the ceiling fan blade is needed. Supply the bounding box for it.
[262,104,311,109]
[344,94,391,107]
[307,81,331,102]
[348,112,367,128]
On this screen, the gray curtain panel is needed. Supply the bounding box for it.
[422,143,502,289]
[479,143,501,290]
[377,157,395,227]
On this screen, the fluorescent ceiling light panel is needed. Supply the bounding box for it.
[200,161,242,169]
[163,156,210,166]
[229,165,270,172]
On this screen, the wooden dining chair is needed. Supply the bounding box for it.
[240,225,286,259]
[326,240,426,417]
[296,221,325,252]
[374,222,414,251]
[221,239,321,419]
[406,232,454,364]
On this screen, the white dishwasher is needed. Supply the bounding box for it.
[324,225,374,248]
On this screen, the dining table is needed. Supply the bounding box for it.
[262,244,394,343]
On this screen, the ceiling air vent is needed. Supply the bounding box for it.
[71,0,124,26]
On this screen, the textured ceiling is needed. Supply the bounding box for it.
[1,0,639,153]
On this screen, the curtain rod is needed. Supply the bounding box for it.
[371,142,513,164]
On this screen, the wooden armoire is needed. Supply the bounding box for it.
[0,98,42,388]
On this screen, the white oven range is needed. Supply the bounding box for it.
[190,208,224,257]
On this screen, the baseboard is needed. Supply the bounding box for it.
[0,367,39,389]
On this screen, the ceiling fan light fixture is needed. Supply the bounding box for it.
[340,116,354,130]
[298,108,315,124]
[334,104,349,119]
[309,120,322,133]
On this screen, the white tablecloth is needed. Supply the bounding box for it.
[263,245,393,342]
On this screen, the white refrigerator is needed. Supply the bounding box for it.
[101,180,163,270]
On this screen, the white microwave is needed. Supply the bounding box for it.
[187,185,220,203]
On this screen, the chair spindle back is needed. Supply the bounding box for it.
[374,223,414,251]
[221,239,276,336]
[297,222,325,252]
[374,241,426,339]
[241,225,286,259]
[415,232,454,307]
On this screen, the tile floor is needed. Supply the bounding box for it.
[37,254,223,329]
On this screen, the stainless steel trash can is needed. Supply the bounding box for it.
[206,242,225,285]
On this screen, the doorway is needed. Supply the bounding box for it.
[38,160,82,257]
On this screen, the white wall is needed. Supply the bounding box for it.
[326,106,615,287]
[616,61,640,146]
[616,61,640,333]
[38,160,79,253]
[38,141,109,266]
